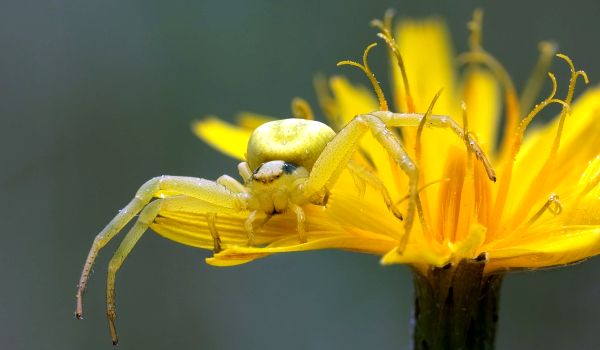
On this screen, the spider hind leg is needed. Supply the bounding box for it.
[106,198,164,345]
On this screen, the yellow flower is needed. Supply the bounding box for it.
[151,11,600,275]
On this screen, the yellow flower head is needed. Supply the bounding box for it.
[152,11,600,274]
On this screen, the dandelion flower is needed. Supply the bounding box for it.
[180,11,600,277]
[179,10,600,348]
[90,9,600,349]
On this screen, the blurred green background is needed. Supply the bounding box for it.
[2,0,600,349]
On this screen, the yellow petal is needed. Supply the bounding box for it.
[563,155,600,225]
[380,245,450,272]
[485,226,600,272]
[394,18,456,114]
[235,112,274,129]
[326,185,404,241]
[506,87,600,226]
[329,77,403,196]
[148,191,400,266]
[207,233,395,266]
[192,117,251,161]
[451,224,487,261]
[329,76,378,127]
[576,155,600,197]
[461,68,501,155]
[394,19,465,193]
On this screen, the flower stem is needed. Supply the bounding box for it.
[411,254,503,350]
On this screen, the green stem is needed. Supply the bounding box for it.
[411,254,503,350]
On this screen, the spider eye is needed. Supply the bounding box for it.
[251,161,306,184]
[251,161,285,183]
[282,162,297,174]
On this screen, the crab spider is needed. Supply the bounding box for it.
[75,111,495,344]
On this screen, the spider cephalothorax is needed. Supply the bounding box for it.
[241,118,335,217]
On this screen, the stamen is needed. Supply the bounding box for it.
[371,12,415,112]
[510,73,568,156]
[510,54,587,226]
[520,41,558,115]
[526,193,562,226]
[557,53,590,105]
[548,72,558,100]
[370,12,415,198]
[513,76,570,156]
[490,74,568,237]
[457,51,520,156]
[207,213,222,253]
[461,102,474,171]
[415,89,444,164]
[395,179,443,250]
[291,97,315,120]
[413,89,443,236]
[395,178,450,205]
[549,54,589,156]
[461,102,469,143]
[383,8,395,32]
[459,9,521,156]
[350,170,367,198]
[337,43,389,111]
[467,9,484,52]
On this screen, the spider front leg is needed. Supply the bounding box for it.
[75,176,246,324]
[347,160,404,220]
[289,203,307,243]
[214,174,249,250]
[237,162,253,183]
[304,114,418,251]
[371,111,496,181]
[217,174,247,193]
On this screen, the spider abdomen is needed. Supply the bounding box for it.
[246,119,336,171]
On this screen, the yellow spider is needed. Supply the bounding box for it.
[75,108,495,344]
